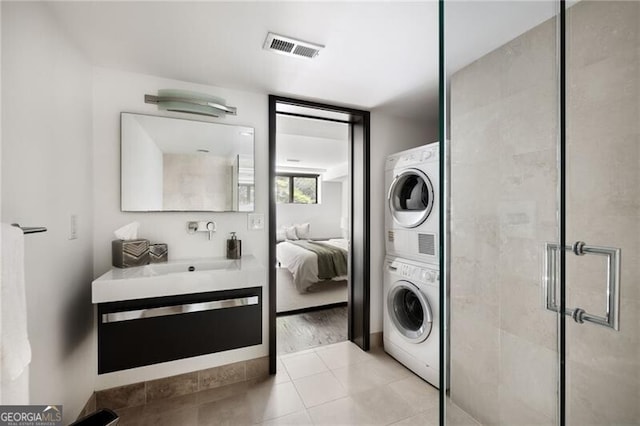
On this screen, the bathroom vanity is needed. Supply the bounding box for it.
[92,256,264,374]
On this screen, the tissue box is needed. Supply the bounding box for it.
[149,243,168,263]
[112,239,150,268]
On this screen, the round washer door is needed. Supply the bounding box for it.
[388,168,435,228]
[387,280,433,343]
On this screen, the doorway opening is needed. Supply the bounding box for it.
[268,96,370,373]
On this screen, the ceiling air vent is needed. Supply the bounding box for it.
[263,32,324,59]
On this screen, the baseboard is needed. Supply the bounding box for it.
[370,331,383,348]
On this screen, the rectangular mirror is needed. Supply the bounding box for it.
[121,113,255,212]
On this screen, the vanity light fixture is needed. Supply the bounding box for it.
[145,89,237,118]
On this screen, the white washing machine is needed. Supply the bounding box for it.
[385,143,439,265]
[383,256,439,388]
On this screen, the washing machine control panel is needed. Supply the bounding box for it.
[385,144,439,170]
[390,260,439,285]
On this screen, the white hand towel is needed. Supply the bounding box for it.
[1,223,32,381]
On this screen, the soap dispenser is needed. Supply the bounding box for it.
[226,232,242,259]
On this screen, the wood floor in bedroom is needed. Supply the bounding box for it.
[277,306,348,355]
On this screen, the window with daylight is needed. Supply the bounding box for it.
[275,174,318,204]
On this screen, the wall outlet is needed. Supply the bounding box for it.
[248,213,264,230]
[69,214,78,240]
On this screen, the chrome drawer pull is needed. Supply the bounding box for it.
[543,241,620,331]
[102,296,259,324]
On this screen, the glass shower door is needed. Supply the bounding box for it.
[443,1,640,424]
[444,1,562,424]
[564,1,640,424]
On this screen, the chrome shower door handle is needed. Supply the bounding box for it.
[543,241,621,331]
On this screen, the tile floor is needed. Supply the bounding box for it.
[114,341,479,425]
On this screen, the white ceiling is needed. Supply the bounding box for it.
[47,1,560,123]
[276,115,348,171]
[48,1,439,122]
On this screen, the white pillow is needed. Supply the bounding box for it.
[294,223,310,240]
[276,228,287,241]
[284,225,298,240]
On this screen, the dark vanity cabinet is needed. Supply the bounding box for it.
[97,287,262,374]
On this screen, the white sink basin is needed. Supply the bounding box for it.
[147,259,239,275]
[92,255,264,303]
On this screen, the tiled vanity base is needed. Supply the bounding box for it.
[91,357,269,414]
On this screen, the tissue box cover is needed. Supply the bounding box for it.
[112,239,150,268]
[150,243,168,263]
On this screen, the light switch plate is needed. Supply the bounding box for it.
[248,213,264,230]
[69,214,78,240]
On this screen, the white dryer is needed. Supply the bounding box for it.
[385,143,439,265]
[383,256,439,388]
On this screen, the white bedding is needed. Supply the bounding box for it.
[276,238,348,293]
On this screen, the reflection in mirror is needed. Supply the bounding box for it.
[121,113,254,212]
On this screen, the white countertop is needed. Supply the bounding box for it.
[92,255,265,303]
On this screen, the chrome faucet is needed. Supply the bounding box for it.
[187,221,217,240]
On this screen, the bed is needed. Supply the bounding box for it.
[276,238,349,293]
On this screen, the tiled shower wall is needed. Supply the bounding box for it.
[565,1,639,424]
[450,1,639,424]
[450,14,559,425]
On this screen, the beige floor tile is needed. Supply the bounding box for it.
[387,375,439,412]
[307,396,376,425]
[197,394,253,426]
[260,410,313,426]
[247,380,306,422]
[293,371,348,408]
[350,386,420,425]
[315,341,374,370]
[445,400,481,425]
[131,406,198,426]
[274,358,291,384]
[390,407,439,426]
[332,361,394,395]
[332,354,411,395]
[280,352,328,380]
[367,352,413,381]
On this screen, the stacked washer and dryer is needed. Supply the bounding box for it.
[383,143,440,388]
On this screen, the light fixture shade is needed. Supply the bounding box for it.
[145,89,237,117]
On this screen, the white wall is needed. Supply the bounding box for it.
[0,0,4,399]
[369,110,438,333]
[1,2,95,422]
[92,67,269,389]
[276,180,343,239]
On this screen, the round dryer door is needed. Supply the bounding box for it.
[387,280,433,343]
[388,168,434,228]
